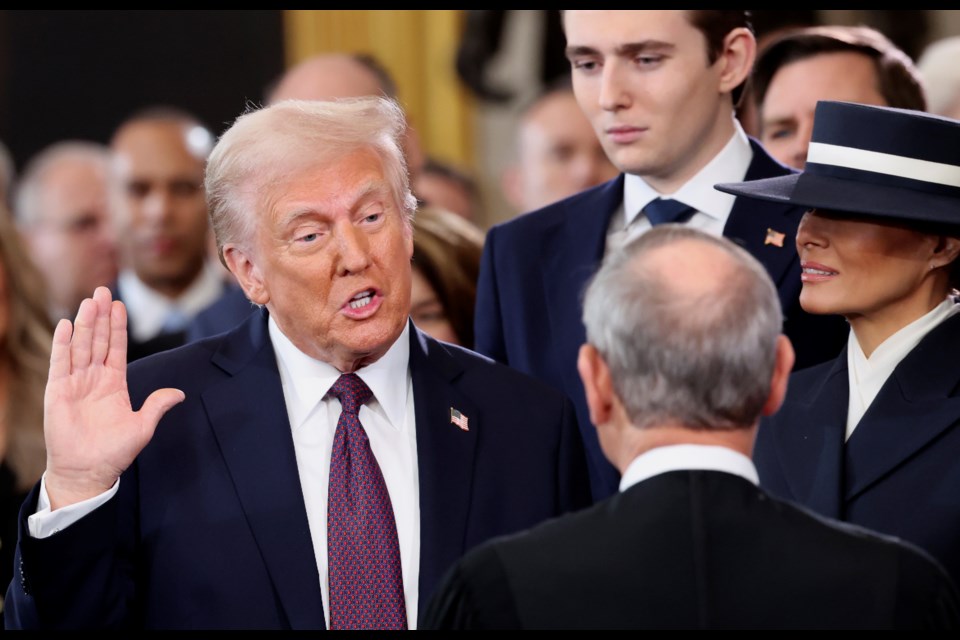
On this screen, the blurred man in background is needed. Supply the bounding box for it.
[110,108,226,360]
[501,78,618,216]
[750,25,925,169]
[15,141,117,321]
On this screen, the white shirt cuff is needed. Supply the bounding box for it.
[27,473,120,539]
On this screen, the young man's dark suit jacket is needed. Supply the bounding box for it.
[474,140,849,502]
[4,310,591,630]
[754,309,960,588]
[422,470,960,630]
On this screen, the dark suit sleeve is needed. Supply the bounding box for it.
[474,225,508,363]
[894,546,960,630]
[558,395,593,514]
[5,484,136,629]
[420,544,522,630]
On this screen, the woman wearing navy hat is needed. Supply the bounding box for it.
[716,100,960,587]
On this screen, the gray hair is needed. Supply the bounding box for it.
[205,97,417,264]
[582,225,783,431]
[15,141,110,227]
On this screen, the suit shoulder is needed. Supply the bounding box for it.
[781,357,841,401]
[746,137,797,180]
[470,494,616,562]
[437,340,571,403]
[488,178,620,240]
[766,487,938,558]
[127,333,228,397]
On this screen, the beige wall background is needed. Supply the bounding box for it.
[284,10,960,231]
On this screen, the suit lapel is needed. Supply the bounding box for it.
[772,355,849,518]
[723,140,803,291]
[844,312,960,501]
[201,311,326,629]
[542,176,624,395]
[409,325,480,612]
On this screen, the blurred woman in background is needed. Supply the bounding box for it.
[411,206,484,347]
[0,203,53,613]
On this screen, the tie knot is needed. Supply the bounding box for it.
[329,373,372,415]
[644,198,695,226]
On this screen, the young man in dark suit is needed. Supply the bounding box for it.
[4,98,590,630]
[475,10,849,502]
[425,226,959,630]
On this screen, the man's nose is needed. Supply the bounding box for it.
[335,222,372,275]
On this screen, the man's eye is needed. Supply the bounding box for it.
[126,182,150,199]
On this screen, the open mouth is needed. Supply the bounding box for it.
[802,267,837,276]
[349,290,375,310]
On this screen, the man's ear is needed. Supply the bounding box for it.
[717,27,756,97]
[762,335,795,417]
[223,244,269,306]
[577,343,615,428]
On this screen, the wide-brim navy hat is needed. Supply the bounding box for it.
[716,100,960,229]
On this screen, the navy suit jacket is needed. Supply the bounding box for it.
[754,310,960,587]
[5,311,590,629]
[475,140,849,501]
[186,284,256,342]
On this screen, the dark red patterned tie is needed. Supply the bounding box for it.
[327,373,407,630]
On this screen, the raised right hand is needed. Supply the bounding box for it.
[43,286,185,510]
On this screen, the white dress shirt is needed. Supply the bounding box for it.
[606,120,754,255]
[270,318,420,628]
[846,297,959,440]
[118,262,225,342]
[30,317,421,629]
[619,444,759,493]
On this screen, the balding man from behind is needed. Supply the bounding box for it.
[424,225,960,630]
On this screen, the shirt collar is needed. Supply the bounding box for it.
[623,120,753,228]
[849,296,960,385]
[269,316,411,432]
[118,262,225,341]
[619,444,759,492]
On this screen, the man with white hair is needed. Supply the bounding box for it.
[189,52,427,341]
[424,226,959,630]
[4,97,589,630]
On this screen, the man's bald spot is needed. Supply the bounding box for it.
[268,54,385,104]
[634,237,740,304]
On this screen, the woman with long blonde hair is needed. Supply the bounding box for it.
[0,202,53,609]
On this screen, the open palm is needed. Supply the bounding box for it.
[43,287,184,509]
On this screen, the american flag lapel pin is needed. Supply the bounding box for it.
[450,407,469,431]
[764,228,786,248]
